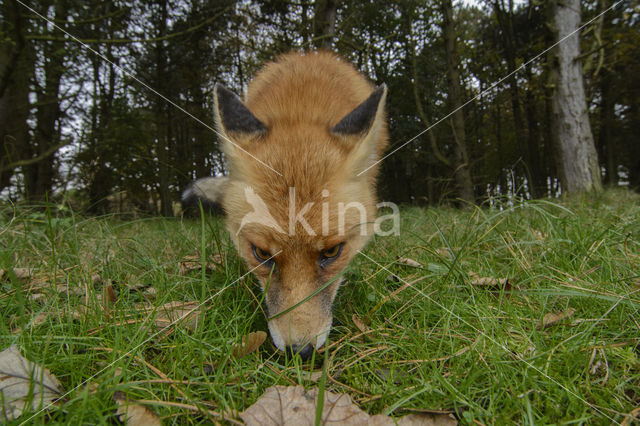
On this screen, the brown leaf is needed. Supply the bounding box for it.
[0,268,34,281]
[113,391,162,426]
[397,257,423,268]
[102,285,117,317]
[12,268,34,279]
[144,287,158,299]
[151,301,201,331]
[539,308,576,329]
[233,331,267,358]
[468,271,511,295]
[12,312,49,334]
[240,386,457,426]
[397,413,458,425]
[0,345,63,421]
[302,371,324,383]
[178,254,221,275]
[352,314,369,334]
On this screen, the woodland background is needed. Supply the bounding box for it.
[1,0,639,215]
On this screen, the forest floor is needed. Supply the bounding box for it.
[1,189,639,424]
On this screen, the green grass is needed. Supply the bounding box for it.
[1,189,639,424]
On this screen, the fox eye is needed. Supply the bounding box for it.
[252,244,274,267]
[320,243,344,268]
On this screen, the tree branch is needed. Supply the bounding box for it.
[408,19,451,168]
[25,7,230,45]
[0,139,70,172]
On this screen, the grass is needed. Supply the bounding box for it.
[1,189,639,424]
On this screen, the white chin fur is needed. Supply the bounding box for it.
[267,321,286,352]
[267,318,333,352]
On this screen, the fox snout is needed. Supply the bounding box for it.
[265,286,335,360]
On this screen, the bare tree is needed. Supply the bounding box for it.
[313,0,338,49]
[442,0,475,204]
[548,0,602,193]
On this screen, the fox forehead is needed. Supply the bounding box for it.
[238,125,348,189]
[240,222,348,250]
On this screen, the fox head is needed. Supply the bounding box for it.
[213,56,387,359]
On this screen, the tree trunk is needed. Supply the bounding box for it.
[524,64,544,197]
[313,0,338,49]
[156,0,173,217]
[442,0,475,205]
[0,0,31,194]
[493,2,529,175]
[599,67,616,185]
[24,0,67,201]
[548,0,602,193]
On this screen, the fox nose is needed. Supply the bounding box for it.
[285,343,314,360]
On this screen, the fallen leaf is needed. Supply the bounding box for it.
[144,287,158,298]
[352,314,369,334]
[0,268,34,281]
[12,312,49,334]
[437,248,450,257]
[386,274,401,283]
[397,413,457,425]
[151,301,201,331]
[467,271,511,295]
[102,285,117,316]
[233,331,267,358]
[240,386,457,426]
[468,271,509,287]
[301,371,324,382]
[12,268,34,280]
[539,308,576,329]
[113,391,162,426]
[0,345,63,421]
[178,254,222,275]
[397,257,423,268]
[531,229,547,241]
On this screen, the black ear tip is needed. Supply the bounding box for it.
[331,84,387,136]
[214,83,267,135]
[370,84,387,104]
[214,84,235,101]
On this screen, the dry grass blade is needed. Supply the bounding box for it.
[233,331,267,358]
[113,391,162,426]
[538,308,576,329]
[621,407,640,426]
[0,345,63,421]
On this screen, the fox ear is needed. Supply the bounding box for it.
[331,85,386,137]
[214,84,267,143]
[333,84,387,175]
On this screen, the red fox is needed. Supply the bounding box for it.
[186,51,388,359]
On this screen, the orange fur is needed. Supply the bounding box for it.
[216,51,388,354]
